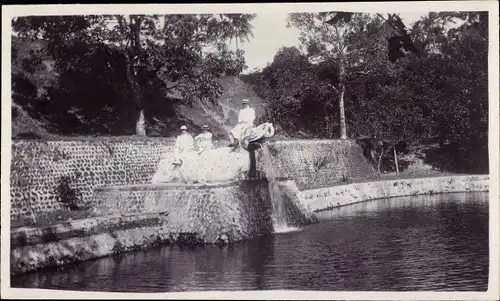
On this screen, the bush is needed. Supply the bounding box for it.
[54,176,82,211]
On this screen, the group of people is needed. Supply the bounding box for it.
[173,98,256,164]
[173,124,215,164]
[151,98,276,183]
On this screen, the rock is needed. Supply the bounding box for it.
[216,233,229,245]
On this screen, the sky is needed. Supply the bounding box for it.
[233,12,427,73]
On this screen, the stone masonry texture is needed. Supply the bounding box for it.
[256,140,375,190]
[10,138,374,220]
[10,179,318,275]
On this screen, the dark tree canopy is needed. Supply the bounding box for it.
[12,14,256,136]
[244,11,488,173]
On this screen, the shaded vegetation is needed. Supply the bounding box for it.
[10,12,489,175]
[242,12,489,174]
[12,14,256,137]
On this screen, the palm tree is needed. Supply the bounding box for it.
[227,14,256,51]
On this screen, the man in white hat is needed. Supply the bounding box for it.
[173,125,194,164]
[229,98,256,150]
[194,125,214,154]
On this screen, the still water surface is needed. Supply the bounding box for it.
[11,192,489,292]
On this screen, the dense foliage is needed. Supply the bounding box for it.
[11,12,489,173]
[12,14,255,136]
[242,12,489,173]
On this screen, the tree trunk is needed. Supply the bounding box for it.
[123,52,145,136]
[338,63,347,139]
[136,110,146,136]
[393,146,400,173]
[127,16,146,136]
[377,149,386,173]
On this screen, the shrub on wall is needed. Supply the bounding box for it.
[54,175,83,211]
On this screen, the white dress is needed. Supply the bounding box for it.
[151,133,196,183]
[151,147,250,184]
[195,132,214,153]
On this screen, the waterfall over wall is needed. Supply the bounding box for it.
[261,143,293,232]
[91,179,317,244]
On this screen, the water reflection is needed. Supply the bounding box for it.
[12,192,489,292]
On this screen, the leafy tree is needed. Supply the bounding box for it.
[243,46,339,138]
[324,12,423,62]
[347,60,427,172]
[247,11,488,174]
[12,14,255,135]
[288,12,394,139]
[420,12,489,173]
[11,38,58,116]
[11,36,138,135]
[348,11,489,173]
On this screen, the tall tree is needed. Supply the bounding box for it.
[12,14,256,135]
[288,12,389,139]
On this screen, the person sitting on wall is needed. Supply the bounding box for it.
[195,125,214,155]
[229,98,256,151]
[173,125,194,166]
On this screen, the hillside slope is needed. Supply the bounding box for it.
[11,104,58,139]
[11,74,274,139]
[11,37,278,139]
[175,76,271,139]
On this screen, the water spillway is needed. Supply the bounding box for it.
[9,136,330,276]
[91,178,318,244]
[148,140,319,234]
[11,177,317,275]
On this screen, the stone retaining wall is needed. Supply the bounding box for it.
[10,179,317,275]
[10,139,176,220]
[9,138,373,220]
[256,140,375,190]
[10,212,176,276]
[299,175,490,212]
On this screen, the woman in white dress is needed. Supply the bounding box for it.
[194,125,214,154]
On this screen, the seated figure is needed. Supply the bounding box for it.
[151,115,276,184]
[152,125,196,183]
[239,122,275,150]
[195,125,214,154]
[229,98,255,151]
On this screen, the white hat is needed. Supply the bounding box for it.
[180,125,187,130]
[202,125,209,129]
[242,99,249,104]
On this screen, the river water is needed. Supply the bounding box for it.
[11,192,489,292]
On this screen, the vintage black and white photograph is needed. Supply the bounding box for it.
[1,1,499,299]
